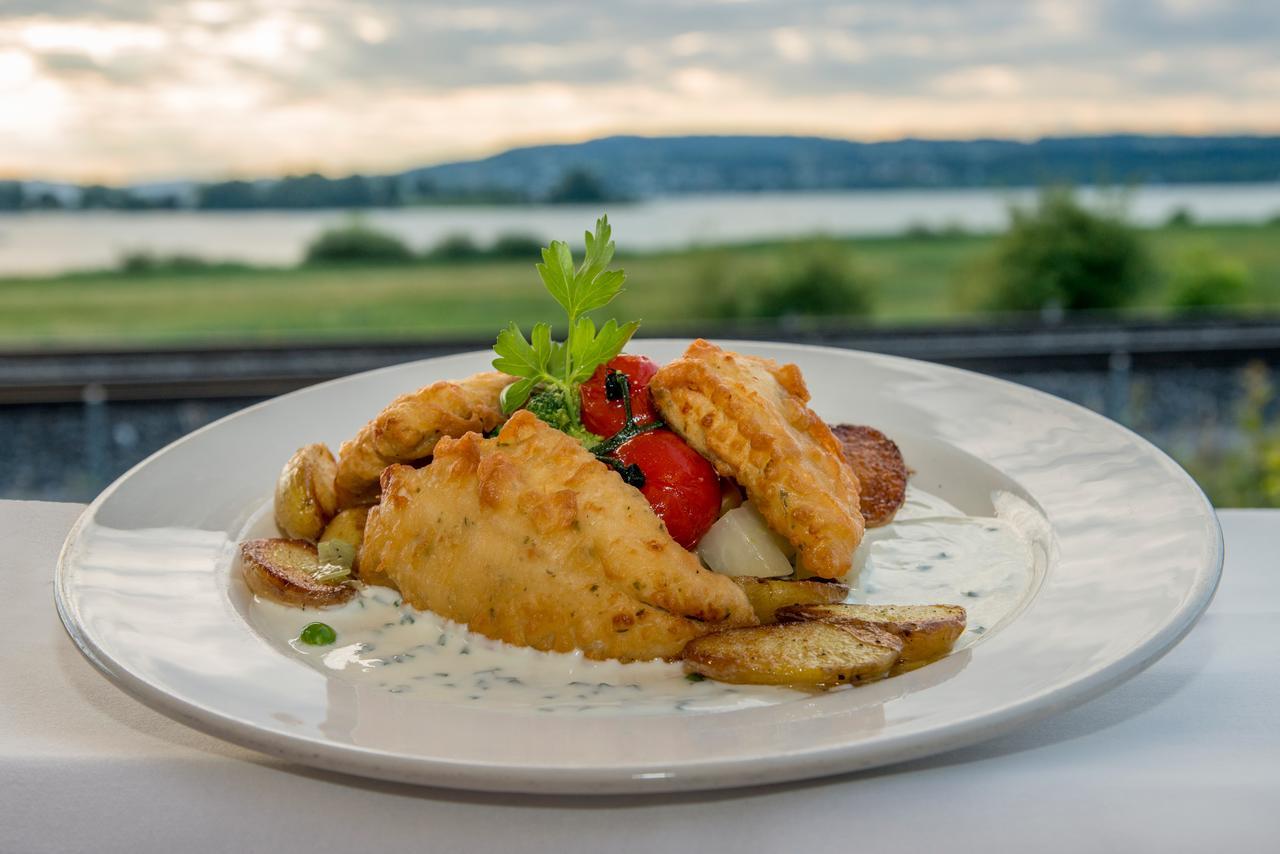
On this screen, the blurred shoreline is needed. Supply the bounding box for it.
[2,184,1277,278]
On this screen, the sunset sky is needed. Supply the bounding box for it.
[2,0,1277,183]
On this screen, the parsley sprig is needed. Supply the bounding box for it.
[492,215,639,422]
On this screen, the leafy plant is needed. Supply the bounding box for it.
[304,222,412,264]
[1180,362,1280,507]
[981,187,1151,313]
[755,240,874,319]
[490,233,545,259]
[492,215,639,424]
[426,233,482,262]
[1169,246,1252,311]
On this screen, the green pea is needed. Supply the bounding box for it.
[299,622,337,646]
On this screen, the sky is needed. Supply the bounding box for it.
[1,0,1278,183]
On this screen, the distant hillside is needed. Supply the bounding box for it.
[404,134,1280,198]
[4,134,1278,211]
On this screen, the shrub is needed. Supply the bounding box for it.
[1180,363,1280,507]
[489,233,545,259]
[754,241,874,319]
[426,233,483,262]
[1169,247,1252,311]
[982,188,1151,313]
[304,222,412,264]
[903,221,968,240]
[1166,207,1195,228]
[118,251,219,274]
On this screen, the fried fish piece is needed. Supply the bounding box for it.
[830,424,908,527]
[334,371,514,508]
[361,410,756,662]
[650,340,864,579]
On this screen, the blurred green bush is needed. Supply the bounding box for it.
[425,233,483,262]
[754,240,875,319]
[979,188,1151,313]
[303,222,412,264]
[1169,246,1252,311]
[488,233,545,259]
[1181,362,1280,507]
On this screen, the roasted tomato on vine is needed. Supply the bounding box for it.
[579,354,659,437]
[613,429,720,549]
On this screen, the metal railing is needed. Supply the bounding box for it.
[4,315,1279,405]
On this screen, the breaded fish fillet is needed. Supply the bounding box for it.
[650,340,864,579]
[361,410,756,662]
[334,371,513,508]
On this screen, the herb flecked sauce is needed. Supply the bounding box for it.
[248,486,1043,715]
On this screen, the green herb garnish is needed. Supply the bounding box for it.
[492,215,640,430]
[525,386,602,445]
[299,622,337,646]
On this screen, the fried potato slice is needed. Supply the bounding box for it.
[240,538,355,608]
[830,424,908,527]
[650,340,864,579]
[776,603,966,665]
[273,444,338,540]
[334,371,514,508]
[320,506,367,550]
[732,577,849,624]
[320,506,398,590]
[682,620,901,687]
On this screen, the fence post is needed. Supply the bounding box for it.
[83,382,108,492]
[1106,350,1132,425]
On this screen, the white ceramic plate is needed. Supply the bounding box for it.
[56,341,1222,794]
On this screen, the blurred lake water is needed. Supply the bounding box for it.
[2,184,1278,276]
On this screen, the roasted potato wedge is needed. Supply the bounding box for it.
[320,507,367,559]
[240,538,355,608]
[682,620,901,688]
[776,603,966,665]
[318,504,398,588]
[830,424,907,527]
[274,444,339,540]
[732,576,849,623]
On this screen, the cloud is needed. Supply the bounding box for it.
[0,0,1276,181]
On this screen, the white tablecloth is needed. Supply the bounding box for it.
[2,500,1275,853]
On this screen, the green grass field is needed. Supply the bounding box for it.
[2,222,1278,346]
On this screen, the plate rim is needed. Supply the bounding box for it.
[55,340,1224,793]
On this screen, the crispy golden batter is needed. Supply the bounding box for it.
[361,410,756,662]
[830,424,908,527]
[650,340,864,579]
[334,371,513,508]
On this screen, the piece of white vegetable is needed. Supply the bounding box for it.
[697,503,794,578]
[318,538,356,571]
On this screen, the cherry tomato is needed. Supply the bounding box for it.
[579,354,659,437]
[614,429,720,549]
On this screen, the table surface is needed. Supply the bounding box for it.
[3,500,1275,853]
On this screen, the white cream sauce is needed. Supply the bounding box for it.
[248,485,1042,715]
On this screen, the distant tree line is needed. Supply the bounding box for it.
[0,167,614,212]
[5,133,1277,212]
